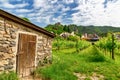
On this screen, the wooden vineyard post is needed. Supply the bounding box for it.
[111,33,115,60]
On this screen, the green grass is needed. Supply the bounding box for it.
[1,37,120,80]
[35,42,120,80]
[35,48,77,80]
[0,71,18,80]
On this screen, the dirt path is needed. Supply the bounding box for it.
[20,76,42,80]
[74,72,104,80]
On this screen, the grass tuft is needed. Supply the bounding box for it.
[0,71,18,80]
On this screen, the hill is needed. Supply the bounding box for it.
[45,23,120,37]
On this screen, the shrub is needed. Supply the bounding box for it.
[66,41,75,48]
[67,35,79,41]
[53,39,76,50]
[54,35,63,40]
[53,40,63,50]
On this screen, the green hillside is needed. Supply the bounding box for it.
[45,23,120,36]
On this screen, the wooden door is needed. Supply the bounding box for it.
[16,33,37,77]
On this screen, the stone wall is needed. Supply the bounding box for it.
[0,16,53,73]
[37,35,52,66]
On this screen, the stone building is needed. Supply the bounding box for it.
[81,33,99,41]
[60,32,75,38]
[0,9,55,77]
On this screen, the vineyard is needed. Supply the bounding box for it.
[34,33,120,80]
[96,33,120,60]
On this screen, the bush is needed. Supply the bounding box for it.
[53,40,63,50]
[53,40,76,50]
[67,35,79,41]
[54,35,63,40]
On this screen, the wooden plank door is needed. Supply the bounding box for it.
[16,33,37,77]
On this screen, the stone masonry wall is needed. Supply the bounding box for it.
[37,35,52,66]
[0,16,53,73]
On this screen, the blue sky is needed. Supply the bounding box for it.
[0,0,120,27]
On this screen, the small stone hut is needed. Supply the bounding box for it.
[0,9,55,77]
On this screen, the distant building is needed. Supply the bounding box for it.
[81,33,99,41]
[60,32,75,38]
[115,33,120,40]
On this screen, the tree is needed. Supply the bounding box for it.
[21,17,31,22]
[63,25,68,32]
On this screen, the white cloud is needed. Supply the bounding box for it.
[2,3,15,8]
[0,1,29,9]
[32,0,68,24]
[72,0,120,27]
[14,3,29,8]
[0,0,8,3]
[15,9,33,13]
[28,13,36,17]
[52,15,63,22]
[62,6,70,12]
[2,0,119,27]
[106,1,120,26]
[26,0,120,26]
[50,0,58,4]
[63,0,75,4]
[18,14,25,17]
[33,15,52,24]
[33,0,47,9]
[12,0,22,2]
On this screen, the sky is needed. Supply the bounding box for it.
[0,0,120,27]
